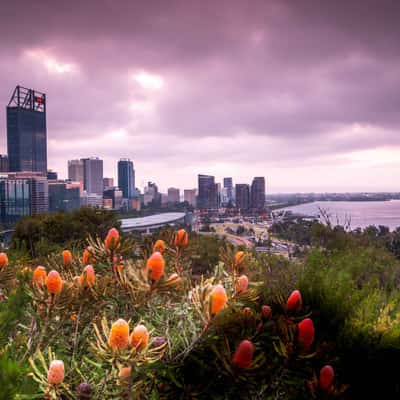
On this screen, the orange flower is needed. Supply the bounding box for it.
[153,239,166,254]
[79,265,95,287]
[70,313,77,321]
[0,252,8,269]
[232,340,254,369]
[319,365,334,391]
[82,247,95,265]
[145,252,165,281]
[105,227,120,250]
[287,290,302,312]
[32,266,47,287]
[210,284,228,315]
[298,318,315,351]
[62,250,72,266]
[47,360,64,385]
[129,324,149,351]
[235,274,249,293]
[118,366,132,385]
[108,319,129,351]
[45,270,63,295]
[174,229,188,247]
[234,251,245,266]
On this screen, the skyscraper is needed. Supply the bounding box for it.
[235,184,250,210]
[223,177,233,203]
[68,160,84,183]
[197,174,217,209]
[184,189,197,207]
[82,157,103,195]
[250,177,266,209]
[0,155,9,172]
[7,86,47,174]
[167,187,180,203]
[117,159,135,199]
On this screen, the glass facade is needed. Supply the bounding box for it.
[197,174,217,209]
[118,159,135,199]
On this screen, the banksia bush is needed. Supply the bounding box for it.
[45,270,63,295]
[232,340,254,369]
[62,249,72,266]
[153,239,166,254]
[146,252,165,281]
[0,252,8,269]
[130,324,149,351]
[79,265,95,287]
[175,229,188,247]
[298,318,315,351]
[319,365,334,391]
[47,360,65,385]
[33,266,47,286]
[287,289,302,312]
[105,227,120,250]
[210,284,228,315]
[108,319,130,351]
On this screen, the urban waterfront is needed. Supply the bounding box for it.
[282,200,400,231]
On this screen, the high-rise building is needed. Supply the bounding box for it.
[235,184,250,210]
[82,157,103,195]
[103,188,123,210]
[68,160,84,183]
[7,86,47,174]
[167,187,180,203]
[184,189,197,207]
[143,181,161,206]
[0,155,9,172]
[117,159,135,199]
[47,170,58,180]
[49,181,80,212]
[103,177,114,190]
[0,172,48,223]
[250,177,266,209]
[223,177,233,204]
[197,174,217,209]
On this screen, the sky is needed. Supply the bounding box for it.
[0,0,400,193]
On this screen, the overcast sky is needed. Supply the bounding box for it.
[1,0,399,193]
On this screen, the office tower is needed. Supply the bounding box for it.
[68,159,84,183]
[251,177,266,209]
[144,181,161,206]
[7,86,47,174]
[223,177,233,203]
[0,172,48,223]
[82,157,103,195]
[49,181,80,212]
[117,158,135,198]
[197,174,217,209]
[184,189,197,207]
[0,155,9,172]
[47,170,58,180]
[103,177,114,190]
[167,187,180,203]
[235,184,250,210]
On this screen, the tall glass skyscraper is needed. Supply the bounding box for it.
[7,86,47,174]
[250,177,266,209]
[118,158,135,199]
[82,157,103,195]
[198,174,217,209]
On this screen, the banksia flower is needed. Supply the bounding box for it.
[47,360,64,385]
[130,324,149,351]
[232,340,254,369]
[287,289,302,312]
[117,367,132,385]
[210,284,228,315]
[76,382,93,399]
[0,252,8,269]
[79,265,95,287]
[105,227,120,250]
[145,252,165,281]
[62,250,72,266]
[298,318,315,350]
[82,247,95,265]
[174,229,188,247]
[32,266,47,286]
[108,319,129,351]
[261,305,272,319]
[319,365,334,391]
[235,274,249,293]
[234,251,245,266]
[153,239,166,254]
[45,270,63,295]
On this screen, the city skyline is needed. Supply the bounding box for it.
[1,1,400,192]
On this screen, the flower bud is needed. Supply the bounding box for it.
[62,250,72,266]
[130,324,149,351]
[79,265,95,287]
[210,284,228,315]
[319,365,334,391]
[287,290,302,312]
[145,252,165,281]
[47,360,64,385]
[234,251,245,266]
[105,228,120,250]
[232,340,254,369]
[76,382,93,399]
[153,239,166,254]
[32,266,47,286]
[174,229,188,247]
[261,305,272,319]
[0,252,8,269]
[298,318,315,351]
[235,274,249,293]
[108,319,129,351]
[45,270,63,295]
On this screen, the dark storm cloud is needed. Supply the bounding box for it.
[0,0,399,190]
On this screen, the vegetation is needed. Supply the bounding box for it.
[1,214,400,398]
